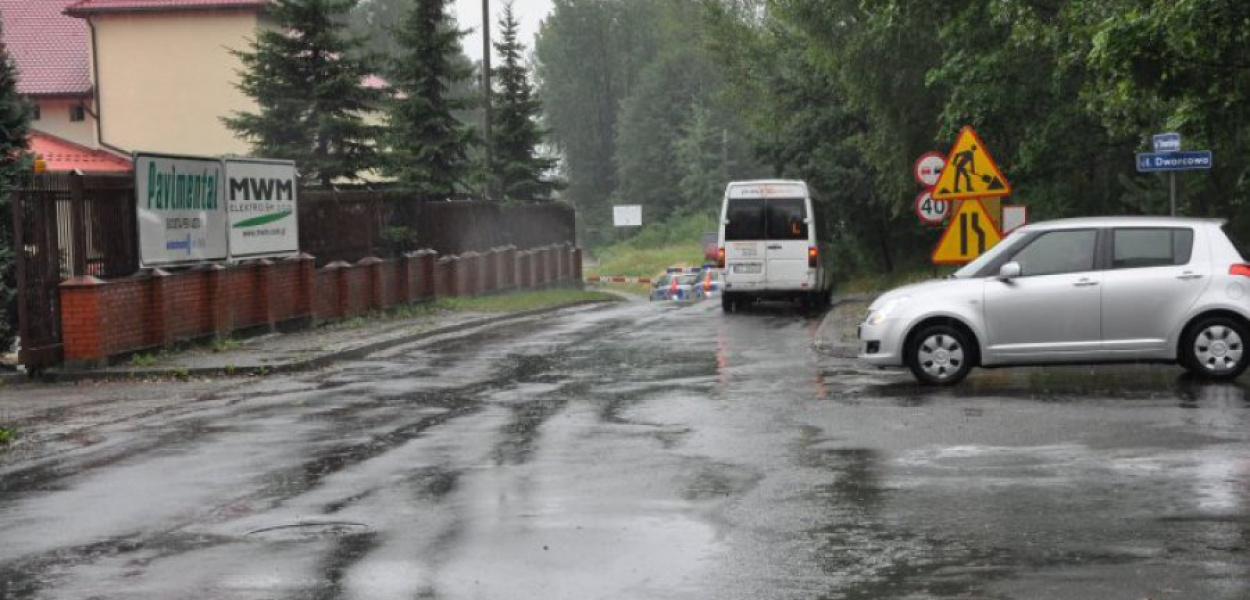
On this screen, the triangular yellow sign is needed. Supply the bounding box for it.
[932,199,1003,264]
[932,127,1012,201]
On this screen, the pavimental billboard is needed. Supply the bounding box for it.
[135,152,229,267]
[225,158,299,259]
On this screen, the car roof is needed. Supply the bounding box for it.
[1018,216,1225,233]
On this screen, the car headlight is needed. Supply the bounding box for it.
[866,296,910,325]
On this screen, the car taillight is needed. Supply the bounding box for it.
[808,246,818,268]
[717,247,726,269]
[1230,264,1250,277]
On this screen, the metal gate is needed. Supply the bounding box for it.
[11,173,137,372]
[11,174,70,370]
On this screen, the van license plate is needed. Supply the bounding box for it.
[734,264,762,274]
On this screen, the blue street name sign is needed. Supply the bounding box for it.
[1152,132,1181,153]
[1136,151,1213,173]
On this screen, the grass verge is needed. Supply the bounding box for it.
[839,268,950,294]
[434,288,618,313]
[0,425,15,446]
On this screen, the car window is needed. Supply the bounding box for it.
[653,274,670,287]
[725,198,765,241]
[765,198,808,240]
[678,274,699,284]
[1010,229,1097,277]
[1112,228,1193,269]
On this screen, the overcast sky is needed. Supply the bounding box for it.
[452,0,554,62]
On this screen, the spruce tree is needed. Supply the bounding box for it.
[0,38,30,354]
[490,2,558,204]
[386,0,476,199]
[224,0,382,186]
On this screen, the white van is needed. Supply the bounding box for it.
[717,180,833,312]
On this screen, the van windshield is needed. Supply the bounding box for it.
[725,197,807,241]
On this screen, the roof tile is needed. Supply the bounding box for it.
[0,0,91,95]
[29,131,132,172]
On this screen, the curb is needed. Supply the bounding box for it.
[813,293,878,359]
[39,299,619,383]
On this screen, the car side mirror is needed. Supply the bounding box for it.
[998,262,1021,281]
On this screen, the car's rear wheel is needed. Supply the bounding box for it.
[1181,317,1249,380]
[906,325,973,386]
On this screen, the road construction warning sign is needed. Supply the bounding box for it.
[932,127,1011,201]
[933,199,1002,264]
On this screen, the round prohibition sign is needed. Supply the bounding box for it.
[915,190,949,226]
[914,152,946,188]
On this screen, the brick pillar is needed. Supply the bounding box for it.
[255,259,277,332]
[484,248,499,294]
[504,246,517,290]
[515,251,528,289]
[149,269,172,347]
[419,250,437,299]
[206,264,232,340]
[323,261,352,318]
[399,253,415,304]
[573,247,583,283]
[555,245,567,283]
[538,247,551,287]
[289,253,316,323]
[60,276,105,368]
[358,257,384,310]
[434,256,452,298]
[473,252,489,295]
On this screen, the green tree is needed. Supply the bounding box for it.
[386,0,477,199]
[0,38,30,354]
[535,0,665,245]
[490,2,559,204]
[225,0,383,186]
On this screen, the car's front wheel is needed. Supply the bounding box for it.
[906,325,974,386]
[1181,317,1249,380]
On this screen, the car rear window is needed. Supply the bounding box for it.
[725,198,765,241]
[1221,224,1249,261]
[765,198,808,240]
[1111,228,1194,268]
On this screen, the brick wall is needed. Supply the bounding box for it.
[58,245,583,368]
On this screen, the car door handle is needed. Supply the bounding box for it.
[1176,273,1204,281]
[1073,279,1099,287]
[767,245,783,250]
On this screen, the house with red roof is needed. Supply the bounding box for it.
[0,0,272,171]
[0,0,130,171]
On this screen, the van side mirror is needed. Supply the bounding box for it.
[998,262,1021,281]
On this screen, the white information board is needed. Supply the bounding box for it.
[613,205,642,227]
[135,153,229,267]
[224,158,299,260]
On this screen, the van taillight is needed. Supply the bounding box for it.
[1230,264,1250,277]
[717,247,726,269]
[808,246,818,268]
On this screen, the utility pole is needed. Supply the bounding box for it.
[481,0,493,201]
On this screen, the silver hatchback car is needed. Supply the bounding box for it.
[859,217,1250,385]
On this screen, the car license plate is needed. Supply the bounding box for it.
[734,263,762,274]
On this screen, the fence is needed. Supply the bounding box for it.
[10,173,579,371]
[298,192,578,263]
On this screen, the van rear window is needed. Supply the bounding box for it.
[766,198,808,240]
[725,198,765,240]
[725,197,807,241]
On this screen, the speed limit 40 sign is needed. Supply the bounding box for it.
[915,190,948,226]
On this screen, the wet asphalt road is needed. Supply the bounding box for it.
[1,299,1249,600]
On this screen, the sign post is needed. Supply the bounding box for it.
[1136,131,1211,216]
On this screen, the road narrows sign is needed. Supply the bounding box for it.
[913,152,946,188]
[933,199,1002,264]
[914,190,947,226]
[932,127,1012,201]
